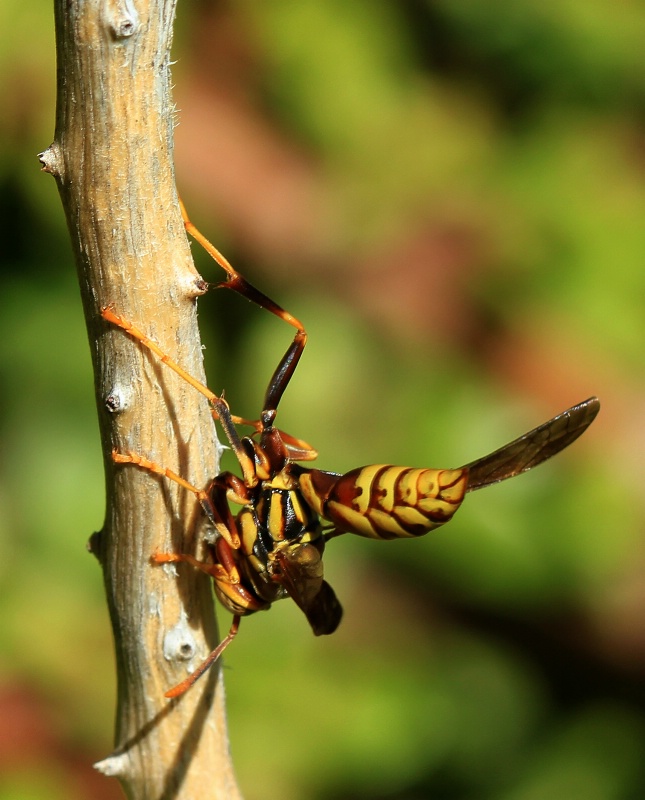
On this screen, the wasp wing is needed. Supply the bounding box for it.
[464,397,599,492]
[273,544,343,635]
[296,580,343,636]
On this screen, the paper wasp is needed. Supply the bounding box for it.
[102,202,599,698]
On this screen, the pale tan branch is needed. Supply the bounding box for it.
[43,1,241,796]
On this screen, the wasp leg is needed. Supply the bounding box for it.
[102,306,257,486]
[152,550,231,578]
[198,471,252,549]
[179,200,309,423]
[102,306,222,407]
[154,537,264,698]
[112,450,242,547]
[153,542,267,621]
[164,615,241,699]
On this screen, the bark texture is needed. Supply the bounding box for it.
[42,1,242,796]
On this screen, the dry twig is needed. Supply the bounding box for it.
[41,1,242,796]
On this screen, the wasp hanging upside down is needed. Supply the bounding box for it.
[102,201,599,698]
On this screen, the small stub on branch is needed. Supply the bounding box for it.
[38,142,63,179]
[103,0,141,40]
[94,751,130,778]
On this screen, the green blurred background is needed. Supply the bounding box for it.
[2,1,645,798]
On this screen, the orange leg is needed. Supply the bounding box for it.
[102,306,218,405]
[179,199,309,420]
[103,196,319,458]
[152,550,232,578]
[152,546,264,615]
[101,303,316,462]
[152,542,264,698]
[164,615,241,699]
[112,450,241,548]
[102,306,258,486]
[179,198,305,337]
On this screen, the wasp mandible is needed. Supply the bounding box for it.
[103,202,599,698]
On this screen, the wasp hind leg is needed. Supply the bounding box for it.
[153,546,243,700]
[154,537,266,699]
[162,615,242,699]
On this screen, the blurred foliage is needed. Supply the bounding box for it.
[2,0,645,798]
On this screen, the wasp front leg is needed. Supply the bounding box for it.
[179,201,314,435]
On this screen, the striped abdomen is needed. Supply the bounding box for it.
[299,465,469,540]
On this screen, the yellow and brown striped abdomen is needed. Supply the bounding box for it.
[301,465,469,540]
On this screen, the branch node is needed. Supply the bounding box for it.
[105,389,126,413]
[163,614,198,664]
[38,142,64,179]
[87,529,104,561]
[94,752,131,777]
[187,276,209,298]
[105,0,141,40]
